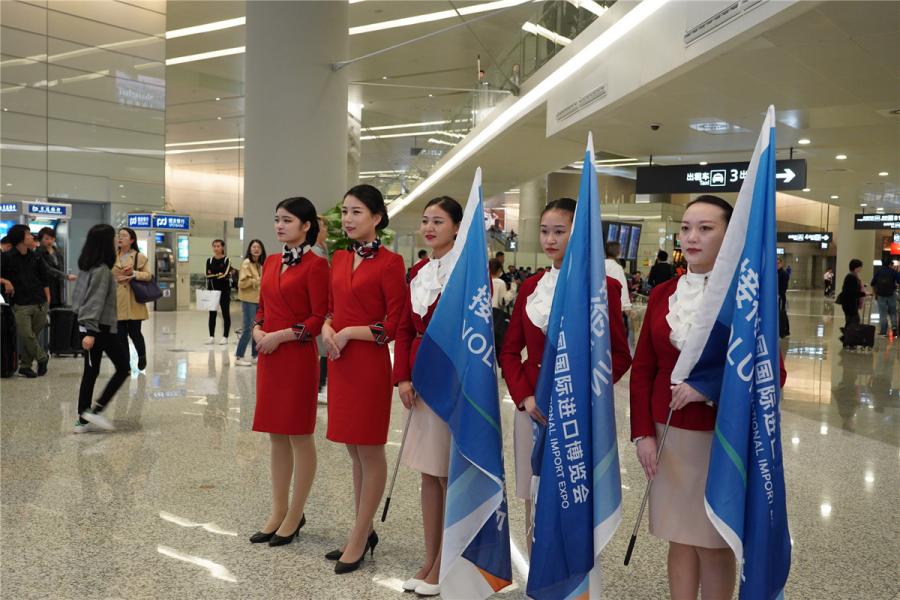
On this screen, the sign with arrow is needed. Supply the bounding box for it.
[636,159,807,194]
[777,231,832,244]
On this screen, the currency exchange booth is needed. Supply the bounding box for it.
[126,213,192,311]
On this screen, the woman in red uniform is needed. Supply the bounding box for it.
[249,197,329,547]
[630,195,786,599]
[393,196,462,597]
[322,184,407,574]
[499,197,632,552]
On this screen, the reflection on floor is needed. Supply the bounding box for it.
[1,291,897,599]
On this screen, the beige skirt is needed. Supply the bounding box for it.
[513,408,535,500]
[400,397,450,478]
[649,423,729,549]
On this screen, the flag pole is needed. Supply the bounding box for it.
[381,409,414,522]
[624,407,674,566]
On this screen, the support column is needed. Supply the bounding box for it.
[836,206,876,285]
[244,1,349,249]
[516,176,547,268]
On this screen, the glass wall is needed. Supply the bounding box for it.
[1,1,167,227]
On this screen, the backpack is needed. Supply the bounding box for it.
[874,270,896,297]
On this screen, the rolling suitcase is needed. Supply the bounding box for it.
[49,306,81,357]
[842,298,875,350]
[1,304,17,377]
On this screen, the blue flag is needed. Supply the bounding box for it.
[527,134,622,600]
[671,105,791,599]
[412,168,512,600]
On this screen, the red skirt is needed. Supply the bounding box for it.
[253,340,319,435]
[326,340,392,445]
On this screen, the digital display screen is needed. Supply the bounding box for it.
[618,224,630,250]
[628,224,641,259]
[177,235,189,262]
[607,223,619,242]
[155,232,165,245]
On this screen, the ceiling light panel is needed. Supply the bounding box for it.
[166,46,245,66]
[522,21,572,46]
[166,138,244,148]
[350,0,536,35]
[166,17,246,39]
[167,145,244,155]
[364,120,453,131]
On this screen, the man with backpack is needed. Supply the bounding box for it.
[870,262,900,336]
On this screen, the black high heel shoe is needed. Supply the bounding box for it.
[267,514,306,547]
[334,539,373,575]
[249,530,275,544]
[326,530,377,561]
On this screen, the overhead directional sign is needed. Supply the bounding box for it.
[26,202,70,217]
[636,159,807,193]
[855,213,900,230]
[777,231,833,244]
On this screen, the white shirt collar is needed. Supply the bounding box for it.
[525,268,559,334]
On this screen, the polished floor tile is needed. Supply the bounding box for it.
[1,292,897,599]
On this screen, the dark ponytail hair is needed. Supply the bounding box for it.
[276,197,319,246]
[541,197,577,218]
[344,184,389,230]
[685,194,733,224]
[79,224,116,270]
[424,195,463,224]
[118,227,139,252]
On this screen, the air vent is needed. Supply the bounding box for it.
[825,168,848,173]
[684,0,764,46]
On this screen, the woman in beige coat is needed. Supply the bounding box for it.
[113,227,152,370]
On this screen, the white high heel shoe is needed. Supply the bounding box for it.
[402,578,423,592]
[414,582,440,597]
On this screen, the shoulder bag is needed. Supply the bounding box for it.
[130,252,163,304]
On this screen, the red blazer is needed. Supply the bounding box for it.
[393,258,434,384]
[499,272,632,408]
[629,277,788,439]
[254,253,328,337]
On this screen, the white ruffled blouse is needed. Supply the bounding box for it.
[667,270,710,351]
[525,267,559,334]
[410,256,451,317]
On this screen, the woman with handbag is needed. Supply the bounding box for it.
[113,227,151,371]
[235,239,266,366]
[205,239,232,345]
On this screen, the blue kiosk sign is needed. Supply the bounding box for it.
[153,214,190,230]
[127,213,152,228]
[127,213,191,231]
[27,202,69,217]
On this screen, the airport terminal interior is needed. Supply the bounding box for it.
[1,1,898,598]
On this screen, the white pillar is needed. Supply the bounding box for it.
[516,176,547,268]
[244,1,349,250]
[836,207,876,283]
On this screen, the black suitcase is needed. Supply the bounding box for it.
[842,298,875,350]
[1,304,17,377]
[843,323,875,349]
[49,306,81,357]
